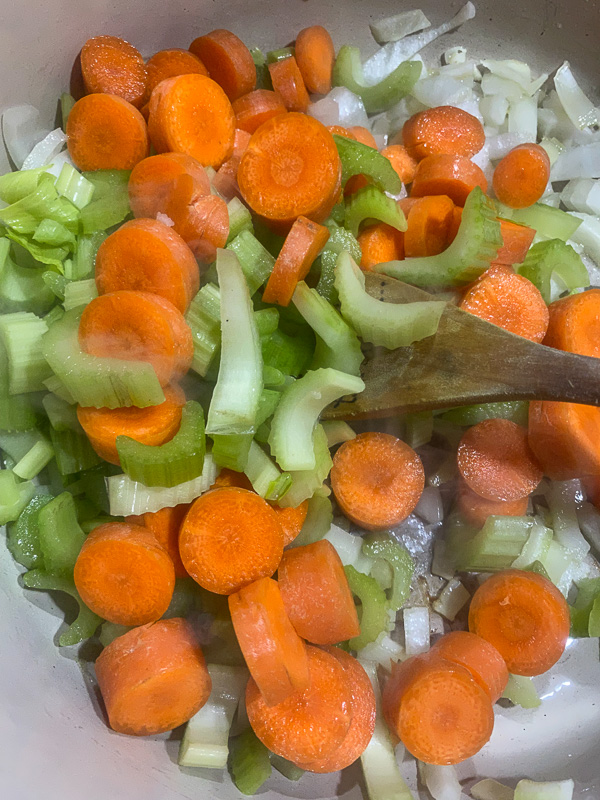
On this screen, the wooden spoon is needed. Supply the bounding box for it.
[323,273,600,421]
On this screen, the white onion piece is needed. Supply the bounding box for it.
[486,132,530,161]
[561,179,600,215]
[539,191,561,208]
[156,212,175,227]
[554,61,600,130]
[372,133,387,150]
[419,763,462,800]
[471,779,515,800]
[481,73,524,100]
[482,58,531,86]
[539,137,565,166]
[452,94,484,123]
[358,632,406,671]
[369,9,431,45]
[324,525,374,574]
[44,149,75,179]
[307,95,341,127]
[514,779,574,800]
[432,579,470,622]
[508,95,538,141]
[403,606,430,655]
[438,60,481,81]
[480,94,509,127]
[567,212,600,268]
[412,76,472,108]
[2,104,50,168]
[414,485,443,524]
[551,142,600,180]
[21,128,67,171]
[307,86,369,129]
[444,45,467,65]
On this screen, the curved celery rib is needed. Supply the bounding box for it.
[0,310,51,394]
[516,239,589,303]
[362,533,415,612]
[316,222,361,304]
[37,491,86,574]
[277,425,333,508]
[377,187,502,286]
[269,368,364,471]
[244,439,291,501]
[344,565,389,650]
[186,283,221,378]
[333,134,402,195]
[0,237,54,315]
[42,308,165,409]
[345,186,407,237]
[7,493,52,569]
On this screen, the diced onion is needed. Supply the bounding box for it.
[358,631,406,671]
[432,579,470,621]
[514,779,574,800]
[2,104,51,168]
[568,212,600,265]
[324,524,374,574]
[487,132,530,161]
[481,73,524,100]
[444,46,467,65]
[561,178,600,215]
[471,778,515,800]
[414,485,443,524]
[554,61,600,130]
[480,94,509,128]
[508,95,538,141]
[552,142,600,181]
[369,9,431,45]
[21,128,67,171]
[412,76,473,108]
[418,762,462,800]
[403,606,430,655]
[308,86,369,129]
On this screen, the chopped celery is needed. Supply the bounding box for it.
[333,134,402,195]
[49,426,101,476]
[322,420,356,448]
[547,481,590,558]
[517,239,589,303]
[6,493,52,568]
[326,525,375,573]
[263,365,287,388]
[227,230,275,295]
[502,673,542,709]
[0,166,49,205]
[42,270,68,299]
[0,174,77,236]
[270,755,304,781]
[38,492,86,574]
[0,311,51,393]
[569,577,600,638]
[261,327,314,377]
[13,437,54,480]
[34,218,76,247]
[251,48,273,90]
[6,230,68,269]
[316,222,361,304]
[186,283,221,377]
[60,93,75,131]
[345,186,407,237]
[79,169,130,233]
[212,433,253,471]
[498,201,581,241]
[0,237,55,315]
[43,373,75,404]
[403,411,433,448]
[511,519,553,569]
[63,278,97,311]
[229,727,272,795]
[441,400,529,427]
[43,305,64,326]
[539,539,576,596]
[514,779,574,800]
[0,429,45,462]
[0,469,36,524]
[288,493,333,547]
[0,345,38,431]
[244,439,291,501]
[432,578,470,622]
[269,367,364,470]
[362,533,414,612]
[277,425,332,508]
[55,163,95,209]
[344,565,389,650]
[451,516,533,572]
[70,231,106,279]
[254,308,279,337]
[227,196,253,243]
[266,46,295,63]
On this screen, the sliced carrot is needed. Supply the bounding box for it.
[168,192,230,263]
[179,487,284,595]
[278,540,360,645]
[262,215,330,306]
[146,48,208,96]
[78,290,193,386]
[381,144,418,184]
[148,74,236,168]
[469,569,571,676]
[349,126,377,149]
[268,56,310,113]
[95,618,211,735]
[493,144,551,209]
[446,205,463,244]
[229,577,310,706]
[327,126,356,140]
[77,383,186,466]
[189,29,256,102]
[493,219,536,266]
[237,113,341,229]
[297,647,376,773]
[404,194,455,258]
[358,222,405,270]
[128,152,211,221]
[456,480,530,528]
[544,288,600,357]
[402,106,485,161]
[74,522,175,625]
[528,400,600,480]
[137,503,192,578]
[431,631,509,703]
[210,468,254,490]
[95,218,199,313]
[80,35,147,108]
[246,644,352,763]
[232,89,287,134]
[411,154,488,207]
[295,25,335,95]
[459,264,549,343]
[398,196,418,217]
[270,500,309,546]
[212,128,252,201]
[67,94,149,171]
[331,432,425,530]
[457,419,542,502]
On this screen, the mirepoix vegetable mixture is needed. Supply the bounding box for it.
[2,2,600,799]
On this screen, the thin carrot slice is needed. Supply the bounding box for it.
[78,290,193,386]
[237,113,341,229]
[456,480,529,528]
[402,106,485,161]
[146,48,208,95]
[358,223,405,270]
[80,35,147,108]
[138,503,192,578]
[469,569,571,676]
[148,74,236,168]
[295,25,335,95]
[229,577,310,706]
[493,219,536,266]
[77,383,186,466]
[246,644,353,763]
[446,205,463,244]
[268,57,310,113]
[262,215,330,306]
[457,419,542,502]
[404,195,455,258]
[459,264,549,343]
[179,487,284,595]
[381,144,418,184]
[74,522,175,625]
[270,500,309,546]
[95,618,211,735]
[431,631,509,703]
[278,540,360,644]
[95,218,200,313]
[232,90,287,134]
[528,400,600,480]
[66,94,149,171]
[211,128,252,201]
[544,288,600,357]
[167,191,230,263]
[349,126,378,149]
[331,432,424,530]
[189,29,256,101]
[493,144,551,209]
[128,152,210,221]
[411,154,488,207]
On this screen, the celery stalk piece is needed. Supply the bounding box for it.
[211,433,253,471]
[569,577,600,637]
[43,373,75,404]
[516,239,589,303]
[7,493,52,569]
[316,221,362,304]
[98,622,131,647]
[270,755,304,781]
[55,163,95,210]
[502,673,541,709]
[0,236,54,315]
[0,429,45,462]
[207,249,263,435]
[34,218,76,247]
[333,134,403,194]
[514,779,574,800]
[70,231,106,280]
[227,196,253,243]
[186,282,221,377]
[37,492,86,574]
[63,278,98,311]
[254,308,279,337]
[0,343,38,431]
[278,425,333,508]
[49,427,101,476]
[0,310,51,394]
[60,93,75,132]
[79,169,130,233]
[452,515,532,572]
[288,493,333,547]
[345,565,389,650]
[229,727,273,795]
[362,533,414,612]
[441,400,529,427]
[322,420,356,448]
[539,539,577,596]
[269,367,364,470]
[325,525,375,573]
[0,166,49,204]
[344,186,407,237]
[266,46,295,64]
[498,202,581,241]
[179,664,248,769]
[261,327,314,377]
[13,438,54,480]
[0,469,36,525]
[226,230,275,295]
[244,440,291,501]
[511,519,553,569]
[403,411,433,448]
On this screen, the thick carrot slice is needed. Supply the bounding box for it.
[148,74,236,168]
[411,154,488,207]
[456,480,529,528]
[268,57,310,113]
[331,432,425,530]
[431,631,509,703]
[179,487,284,595]
[493,144,551,209]
[95,218,199,313]
[137,503,192,578]
[270,500,309,546]
[278,540,360,644]
[295,25,335,95]
[189,29,256,101]
[544,288,600,357]
[246,644,352,763]
[381,144,418,184]
[77,383,186,466]
[469,569,571,676]
[398,196,419,217]
[457,419,542,502]
[80,35,147,108]
[297,647,376,773]
[74,522,175,625]
[494,219,536,266]
[210,468,254,490]
[128,152,210,221]
[78,291,193,386]
[446,205,463,244]
[67,94,149,171]
[212,128,252,201]
[229,577,310,706]
[349,126,377,149]
[263,215,330,306]
[459,264,549,343]
[404,194,455,258]
[232,89,287,134]
[237,113,341,229]
[95,618,211,735]
[528,400,600,480]
[168,192,230,263]
[146,48,208,95]
[358,223,405,270]
[402,106,485,161]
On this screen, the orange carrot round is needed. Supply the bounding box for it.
[456,480,530,528]
[349,126,378,149]
[446,205,463,245]
[128,152,210,221]
[431,631,509,703]
[74,522,175,625]
[544,288,600,358]
[493,144,551,209]
[381,144,418,184]
[402,106,485,161]
[189,29,256,101]
[229,577,310,706]
[167,191,230,263]
[179,487,284,595]
[404,195,455,258]
[270,500,309,546]
[146,48,208,96]
[327,125,356,140]
[136,503,192,578]
[411,154,488,207]
[232,89,287,134]
[469,569,571,676]
[295,25,335,95]
[528,400,600,481]
[331,432,425,530]
[358,223,405,270]
[211,468,254,491]
[78,290,193,386]
[278,540,360,645]
[457,419,542,502]
[67,93,149,171]
[95,618,211,735]
[80,35,147,108]
[494,219,536,266]
[268,56,310,113]
[212,127,252,201]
